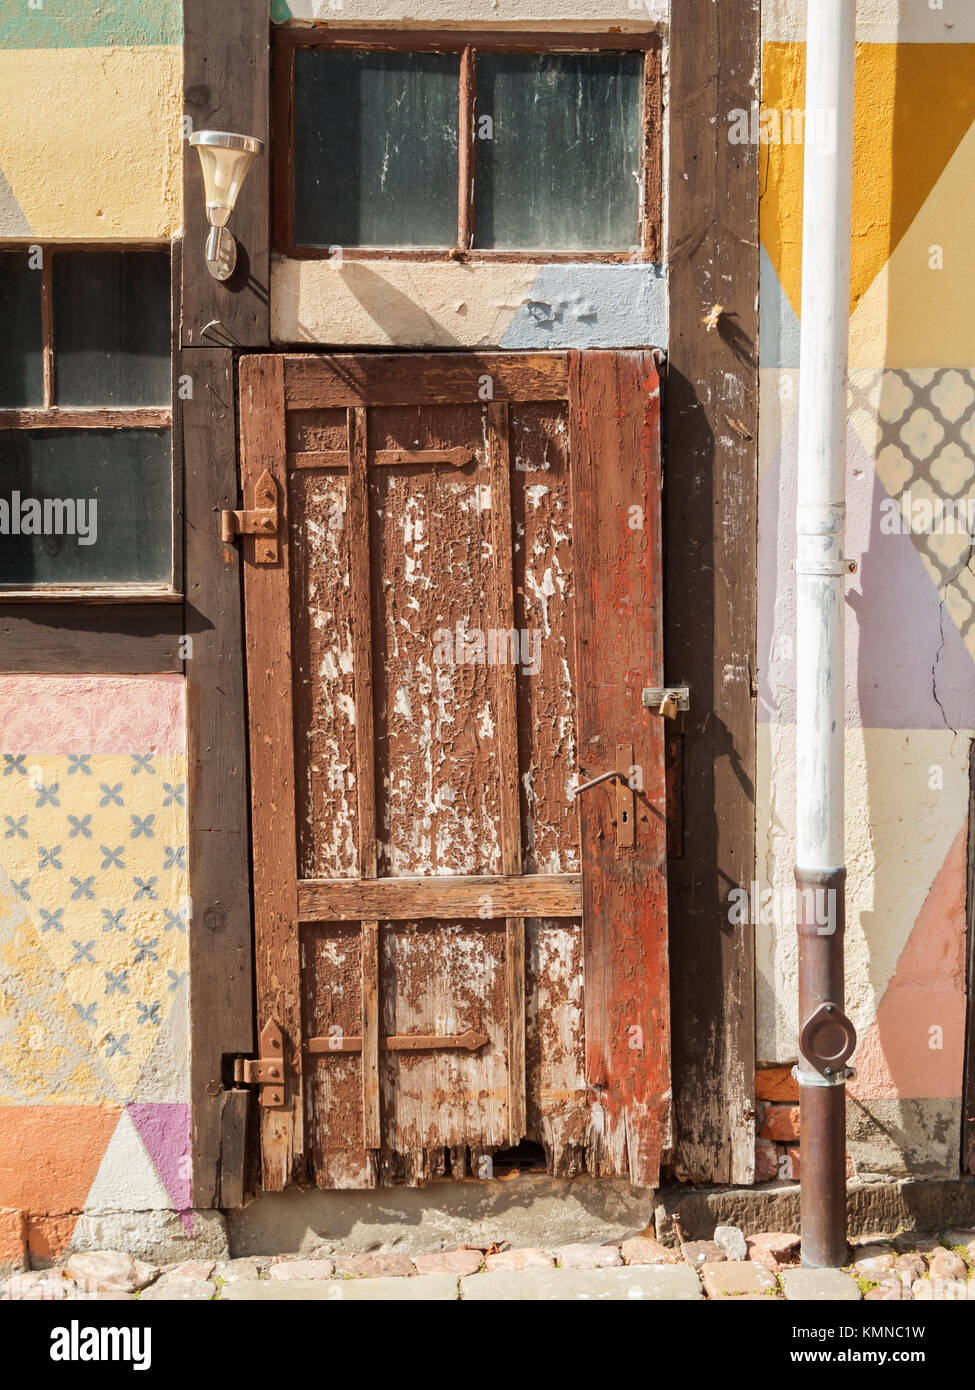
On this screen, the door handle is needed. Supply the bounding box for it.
[572,743,636,847]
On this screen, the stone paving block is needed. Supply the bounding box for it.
[141,1279,215,1301]
[780,1268,861,1301]
[65,1251,157,1293]
[854,1252,896,1278]
[555,1242,622,1269]
[269,1259,335,1280]
[461,1266,703,1301]
[927,1249,967,1281]
[620,1237,679,1266]
[484,1247,555,1272]
[213,1259,262,1283]
[220,1275,459,1301]
[701,1261,778,1299]
[681,1240,723,1268]
[332,1253,414,1279]
[747,1232,801,1272]
[162,1260,215,1282]
[412,1249,482,1277]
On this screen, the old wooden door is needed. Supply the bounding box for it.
[237,350,670,1190]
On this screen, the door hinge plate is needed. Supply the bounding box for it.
[233,1020,287,1107]
[221,468,279,564]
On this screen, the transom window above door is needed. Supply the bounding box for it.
[273,32,661,261]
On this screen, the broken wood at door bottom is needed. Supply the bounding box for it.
[309,1029,489,1054]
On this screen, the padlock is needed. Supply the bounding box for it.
[659,691,679,719]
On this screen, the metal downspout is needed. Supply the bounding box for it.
[794,0,858,1269]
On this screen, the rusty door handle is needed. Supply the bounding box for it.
[572,769,627,797]
[572,746,636,847]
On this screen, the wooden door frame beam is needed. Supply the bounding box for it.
[664,0,759,1184]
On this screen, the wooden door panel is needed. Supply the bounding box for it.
[239,351,669,1191]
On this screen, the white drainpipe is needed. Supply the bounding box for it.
[794,0,858,1268]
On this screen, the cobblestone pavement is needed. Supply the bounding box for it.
[3,1226,975,1301]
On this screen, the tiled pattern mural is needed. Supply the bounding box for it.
[0,677,190,1260]
[758,13,975,1175]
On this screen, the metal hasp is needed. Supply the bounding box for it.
[642,685,690,716]
[234,1019,287,1108]
[308,1029,489,1054]
[221,467,279,563]
[794,0,857,1272]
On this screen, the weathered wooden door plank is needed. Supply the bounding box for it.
[569,350,670,1188]
[488,401,527,1147]
[239,354,304,1189]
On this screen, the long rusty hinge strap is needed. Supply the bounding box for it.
[308,1029,489,1055]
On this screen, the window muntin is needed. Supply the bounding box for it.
[281,37,659,259]
[0,247,173,596]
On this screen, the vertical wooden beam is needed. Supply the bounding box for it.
[182,0,270,347]
[570,351,670,1187]
[240,354,303,1189]
[183,344,256,1207]
[488,401,526,1147]
[348,407,380,1150]
[665,0,759,1184]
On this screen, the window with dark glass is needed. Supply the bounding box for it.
[280,38,658,257]
[0,247,172,593]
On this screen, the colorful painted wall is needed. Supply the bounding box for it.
[0,2,192,1269]
[0,0,181,239]
[758,0,975,1177]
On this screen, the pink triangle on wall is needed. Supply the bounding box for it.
[850,820,968,1101]
[127,1102,193,1233]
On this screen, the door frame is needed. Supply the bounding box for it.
[180,0,760,1203]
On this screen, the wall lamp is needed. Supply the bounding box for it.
[189,131,265,281]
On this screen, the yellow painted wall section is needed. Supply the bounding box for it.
[0,45,181,238]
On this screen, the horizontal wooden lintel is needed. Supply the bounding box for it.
[282,353,569,409]
[297,873,581,921]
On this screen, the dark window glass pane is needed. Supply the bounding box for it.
[0,251,43,408]
[0,429,171,587]
[53,251,171,406]
[474,53,643,250]
[294,49,459,248]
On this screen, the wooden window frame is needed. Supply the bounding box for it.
[272,28,662,264]
[0,239,181,604]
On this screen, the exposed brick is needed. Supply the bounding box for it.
[760,1104,800,1142]
[756,1066,799,1102]
[0,1209,27,1277]
[754,1140,779,1183]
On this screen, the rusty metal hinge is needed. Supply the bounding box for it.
[233,1020,287,1107]
[308,1029,489,1055]
[221,467,279,564]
